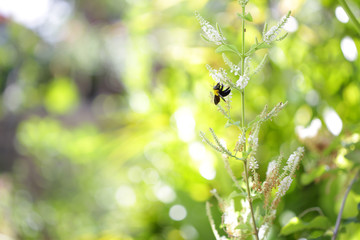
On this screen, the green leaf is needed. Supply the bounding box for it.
[215,44,240,55]
[200,33,211,43]
[247,42,271,56]
[216,22,224,38]
[244,12,253,22]
[225,121,241,128]
[276,32,289,41]
[345,150,360,164]
[344,202,360,224]
[228,190,247,198]
[280,216,331,236]
[301,165,327,186]
[237,12,253,22]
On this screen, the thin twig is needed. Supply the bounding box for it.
[298,207,324,218]
[332,169,360,240]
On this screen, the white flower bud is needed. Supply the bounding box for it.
[236,75,249,89]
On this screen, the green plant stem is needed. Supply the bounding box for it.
[338,0,360,35]
[241,5,259,240]
[332,169,360,240]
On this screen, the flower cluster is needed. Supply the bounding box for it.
[263,12,291,44]
[222,54,241,76]
[236,75,249,89]
[283,147,305,176]
[206,65,230,85]
[195,12,226,45]
[222,200,241,238]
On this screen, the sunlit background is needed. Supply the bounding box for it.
[0,0,359,239]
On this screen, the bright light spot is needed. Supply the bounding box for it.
[341,36,358,62]
[188,142,213,162]
[294,105,312,126]
[128,166,143,183]
[115,185,136,207]
[39,0,73,43]
[199,162,216,180]
[283,16,298,32]
[279,210,296,226]
[154,184,176,203]
[0,233,13,240]
[180,225,199,240]
[169,204,187,221]
[143,168,159,185]
[305,90,320,106]
[0,0,51,29]
[323,107,342,136]
[269,47,286,65]
[3,84,23,112]
[351,133,360,143]
[335,6,349,23]
[174,107,195,142]
[296,118,322,139]
[336,148,351,168]
[129,91,150,113]
[219,138,227,149]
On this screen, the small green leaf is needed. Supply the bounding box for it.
[215,44,240,55]
[301,165,327,186]
[216,22,224,38]
[228,190,247,198]
[345,150,360,164]
[280,216,331,236]
[244,12,253,22]
[200,33,211,42]
[237,12,253,22]
[276,32,289,41]
[247,42,271,56]
[263,22,268,36]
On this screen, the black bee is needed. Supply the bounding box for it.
[213,83,231,105]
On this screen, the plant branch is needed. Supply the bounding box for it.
[332,169,360,240]
[298,207,324,218]
[241,5,259,240]
[338,0,360,35]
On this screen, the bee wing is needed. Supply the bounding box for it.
[214,95,220,105]
[221,87,231,97]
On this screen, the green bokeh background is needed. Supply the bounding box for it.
[0,0,359,239]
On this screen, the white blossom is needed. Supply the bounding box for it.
[222,199,241,237]
[240,199,250,222]
[248,132,258,150]
[258,223,270,240]
[206,65,229,84]
[222,53,241,76]
[195,12,226,45]
[263,13,290,44]
[248,156,259,170]
[236,75,249,89]
[276,176,293,198]
[283,147,304,175]
[266,160,279,179]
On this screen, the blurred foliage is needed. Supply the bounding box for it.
[0,0,359,239]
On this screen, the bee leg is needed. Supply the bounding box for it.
[220,95,226,102]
